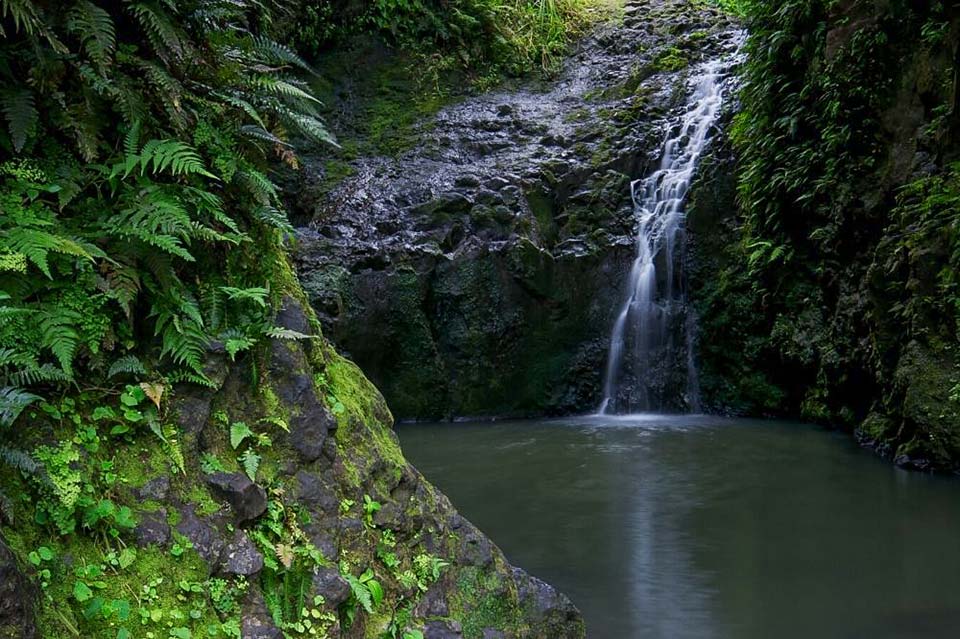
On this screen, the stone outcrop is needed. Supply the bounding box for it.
[294,0,741,419]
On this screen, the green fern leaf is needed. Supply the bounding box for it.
[107,355,146,379]
[123,120,142,157]
[40,310,80,376]
[239,448,260,481]
[127,1,184,59]
[0,386,40,427]
[252,36,318,76]
[0,0,42,35]
[67,1,116,69]
[136,139,217,179]
[1,89,38,152]
[251,205,293,233]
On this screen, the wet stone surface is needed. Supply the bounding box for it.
[293,0,741,419]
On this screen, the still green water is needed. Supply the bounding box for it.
[398,415,960,639]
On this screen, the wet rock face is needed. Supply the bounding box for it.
[0,540,37,639]
[294,0,741,419]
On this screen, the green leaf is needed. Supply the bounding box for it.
[91,406,118,421]
[118,547,136,569]
[239,448,260,481]
[114,506,136,529]
[73,580,93,603]
[230,422,254,449]
[366,578,384,607]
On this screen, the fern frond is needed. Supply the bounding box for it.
[200,285,226,332]
[107,354,146,378]
[135,139,217,179]
[240,124,290,147]
[127,0,184,59]
[219,286,269,307]
[153,298,207,373]
[251,36,318,76]
[5,364,70,387]
[112,187,196,261]
[40,310,80,376]
[165,368,215,388]
[0,386,40,427]
[280,111,338,147]
[220,94,266,128]
[253,76,322,106]
[264,326,312,341]
[67,1,116,69]
[123,120,141,157]
[100,261,141,318]
[220,328,257,361]
[0,0,41,35]
[251,204,293,233]
[1,89,38,152]
[235,169,278,204]
[4,227,97,279]
[0,445,41,475]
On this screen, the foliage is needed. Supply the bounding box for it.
[293,0,613,76]
[700,0,960,461]
[0,0,332,407]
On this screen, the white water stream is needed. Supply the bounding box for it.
[599,46,741,415]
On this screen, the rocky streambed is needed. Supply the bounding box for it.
[294,0,741,419]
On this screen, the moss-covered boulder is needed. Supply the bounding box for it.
[0,296,584,638]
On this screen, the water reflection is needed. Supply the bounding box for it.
[398,416,960,639]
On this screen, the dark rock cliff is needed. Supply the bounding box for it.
[294,0,740,419]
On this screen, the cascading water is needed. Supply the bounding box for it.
[599,42,742,415]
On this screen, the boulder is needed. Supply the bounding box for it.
[205,472,267,523]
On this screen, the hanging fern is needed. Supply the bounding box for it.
[0,386,40,427]
[67,1,116,70]
[1,89,37,152]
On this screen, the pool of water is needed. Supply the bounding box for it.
[397,415,960,639]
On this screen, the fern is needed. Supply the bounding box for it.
[123,120,142,157]
[165,368,215,388]
[107,354,147,378]
[4,364,71,387]
[0,386,40,427]
[251,36,318,76]
[251,204,294,233]
[4,227,98,279]
[1,89,37,152]
[67,1,116,70]
[0,0,41,35]
[235,168,278,203]
[129,139,217,179]
[219,286,269,308]
[264,326,312,341]
[39,309,81,376]
[221,328,258,360]
[127,0,184,59]
[239,448,260,481]
[0,445,41,475]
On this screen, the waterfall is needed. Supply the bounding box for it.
[599,45,741,415]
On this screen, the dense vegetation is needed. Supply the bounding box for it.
[695,0,960,467]
[289,0,612,76]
